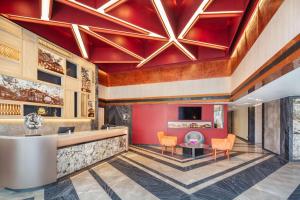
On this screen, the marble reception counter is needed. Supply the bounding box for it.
[0,127,128,190]
[57,128,128,178]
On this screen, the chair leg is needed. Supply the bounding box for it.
[172,146,174,156]
[161,146,164,154]
[227,150,230,160]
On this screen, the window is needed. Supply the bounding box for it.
[66,60,77,78]
[37,70,61,85]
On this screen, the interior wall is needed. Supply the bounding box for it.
[100,77,230,99]
[233,106,248,140]
[131,104,228,145]
[255,104,263,144]
[264,100,281,154]
[231,0,300,90]
[0,17,98,135]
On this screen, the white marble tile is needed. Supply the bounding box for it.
[71,171,111,200]
[93,163,159,200]
[234,163,300,200]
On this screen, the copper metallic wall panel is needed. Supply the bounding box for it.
[230,0,283,73]
[99,59,230,87]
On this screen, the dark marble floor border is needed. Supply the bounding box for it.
[109,158,190,200]
[120,153,270,189]
[288,184,300,200]
[131,145,212,163]
[44,179,79,200]
[129,148,244,172]
[91,155,286,200]
[191,156,287,200]
[89,169,122,200]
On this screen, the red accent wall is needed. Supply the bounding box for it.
[132,104,228,145]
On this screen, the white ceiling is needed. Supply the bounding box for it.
[232,66,300,107]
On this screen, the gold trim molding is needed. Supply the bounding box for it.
[38,39,71,58]
[0,43,20,62]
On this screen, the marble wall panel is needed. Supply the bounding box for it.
[264,100,281,154]
[293,98,300,160]
[57,135,127,178]
[105,105,132,144]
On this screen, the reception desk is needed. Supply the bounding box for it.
[0,127,128,190]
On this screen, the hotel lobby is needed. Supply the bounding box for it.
[0,0,300,199]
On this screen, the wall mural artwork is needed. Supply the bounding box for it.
[88,100,95,117]
[81,67,91,93]
[0,74,63,105]
[168,121,212,129]
[38,48,65,74]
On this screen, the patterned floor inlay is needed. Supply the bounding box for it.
[0,140,299,200]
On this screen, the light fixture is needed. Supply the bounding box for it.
[178,0,210,39]
[68,0,165,39]
[136,0,196,68]
[72,24,89,59]
[41,0,51,20]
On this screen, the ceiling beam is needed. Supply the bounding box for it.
[179,38,228,50]
[64,0,165,39]
[201,11,244,18]
[135,0,196,68]
[178,0,212,39]
[136,41,172,68]
[7,15,70,28]
[80,26,144,60]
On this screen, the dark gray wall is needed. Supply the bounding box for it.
[105,105,132,144]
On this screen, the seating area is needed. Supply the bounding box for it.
[0,0,300,199]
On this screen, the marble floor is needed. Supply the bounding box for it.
[1,139,300,200]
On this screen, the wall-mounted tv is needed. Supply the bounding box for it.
[178,107,202,120]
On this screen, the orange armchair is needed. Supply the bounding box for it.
[211,134,236,160]
[157,131,177,155]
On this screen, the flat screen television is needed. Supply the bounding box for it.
[178,107,202,120]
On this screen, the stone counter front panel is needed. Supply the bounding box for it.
[57,135,127,178]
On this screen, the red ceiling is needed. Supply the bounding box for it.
[0,0,257,73]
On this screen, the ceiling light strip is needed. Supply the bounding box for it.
[179,39,228,50]
[178,0,211,39]
[97,0,125,12]
[152,0,196,60]
[174,41,196,60]
[41,0,51,20]
[152,0,175,40]
[72,24,88,58]
[66,0,165,39]
[201,11,244,18]
[81,26,144,60]
[136,41,172,68]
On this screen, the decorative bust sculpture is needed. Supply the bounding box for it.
[24,113,43,135]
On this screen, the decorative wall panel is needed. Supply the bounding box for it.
[81,67,91,93]
[105,105,132,144]
[38,48,65,74]
[0,103,21,115]
[0,74,63,105]
[0,43,20,62]
[168,121,212,129]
